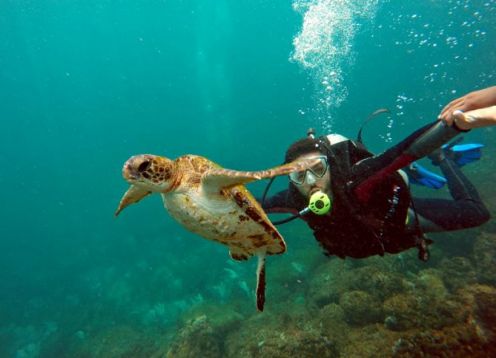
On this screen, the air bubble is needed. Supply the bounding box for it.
[291,0,380,131]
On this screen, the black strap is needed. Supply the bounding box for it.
[261,177,275,209]
[271,212,302,225]
[357,108,391,145]
[408,192,431,262]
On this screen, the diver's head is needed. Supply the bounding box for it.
[285,137,331,198]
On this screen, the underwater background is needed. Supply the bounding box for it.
[1,0,496,357]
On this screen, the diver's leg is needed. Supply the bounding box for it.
[409,156,490,233]
[406,207,443,233]
[437,153,484,202]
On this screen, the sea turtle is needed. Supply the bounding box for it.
[115,153,317,311]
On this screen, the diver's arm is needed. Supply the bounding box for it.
[260,190,299,214]
[451,106,496,130]
[351,120,463,202]
[439,86,496,126]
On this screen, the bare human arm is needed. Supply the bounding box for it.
[438,86,496,129]
[450,106,496,130]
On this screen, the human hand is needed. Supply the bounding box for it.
[438,86,496,126]
[451,106,496,130]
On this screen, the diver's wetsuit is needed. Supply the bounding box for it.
[263,121,490,259]
[412,156,489,232]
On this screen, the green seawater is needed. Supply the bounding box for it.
[1,1,495,356]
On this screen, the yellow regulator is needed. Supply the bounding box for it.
[308,191,332,215]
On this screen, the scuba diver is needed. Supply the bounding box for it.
[261,117,490,261]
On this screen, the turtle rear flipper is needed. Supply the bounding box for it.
[229,249,266,311]
[203,157,317,191]
[256,253,266,312]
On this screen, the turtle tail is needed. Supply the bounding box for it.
[256,253,266,312]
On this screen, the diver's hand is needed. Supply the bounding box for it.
[451,106,496,130]
[438,86,496,126]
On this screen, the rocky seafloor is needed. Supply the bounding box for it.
[62,228,496,358]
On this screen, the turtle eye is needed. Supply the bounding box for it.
[137,160,151,173]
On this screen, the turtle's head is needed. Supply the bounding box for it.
[122,154,176,192]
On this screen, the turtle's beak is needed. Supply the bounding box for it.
[122,155,153,183]
[122,162,140,181]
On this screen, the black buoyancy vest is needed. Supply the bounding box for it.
[306,139,418,259]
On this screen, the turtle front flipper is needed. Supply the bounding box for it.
[203,157,318,190]
[115,185,151,216]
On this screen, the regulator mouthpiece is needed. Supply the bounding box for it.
[308,190,332,215]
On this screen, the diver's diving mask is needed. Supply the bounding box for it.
[288,155,329,185]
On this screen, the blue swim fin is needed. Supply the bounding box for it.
[444,143,484,167]
[404,163,447,189]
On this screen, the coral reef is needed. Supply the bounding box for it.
[160,251,496,357]
[339,290,383,325]
[166,315,223,358]
[307,259,352,307]
[71,325,168,358]
[16,230,496,357]
[147,235,496,358]
[224,308,338,358]
[439,256,477,292]
[474,232,496,285]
